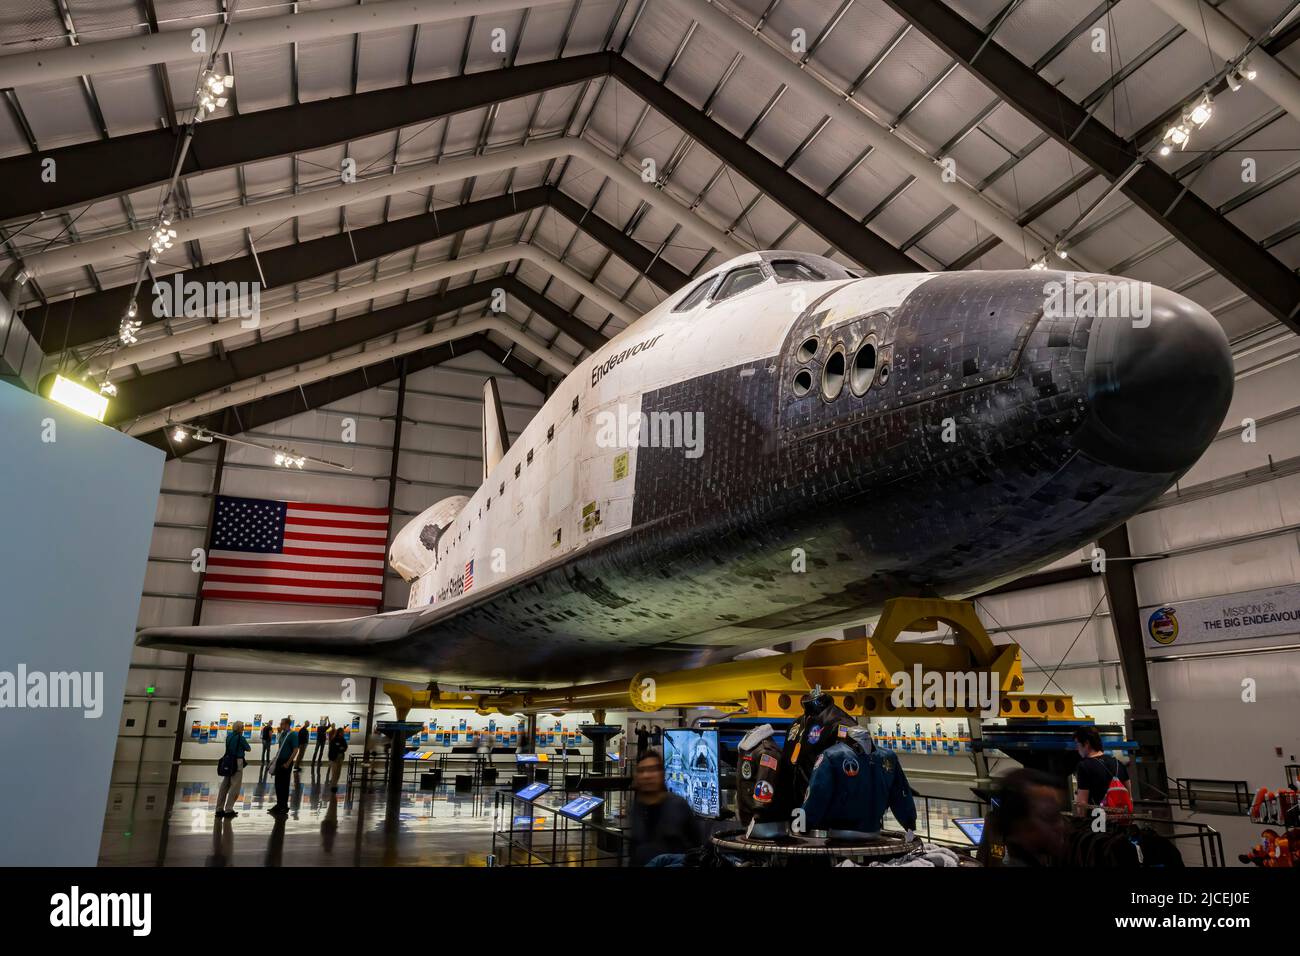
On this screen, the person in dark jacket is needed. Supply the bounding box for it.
[800,725,916,835]
[629,749,701,866]
[216,721,252,818]
[268,718,300,816]
[313,720,331,766]
[294,721,310,772]
[326,727,348,791]
[260,722,273,766]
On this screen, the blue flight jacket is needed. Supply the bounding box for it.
[801,736,917,832]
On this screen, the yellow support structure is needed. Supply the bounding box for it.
[382,597,1078,720]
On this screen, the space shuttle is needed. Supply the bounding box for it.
[138,251,1234,687]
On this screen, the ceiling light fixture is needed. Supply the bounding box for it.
[45,374,109,422]
[195,70,233,119]
[148,217,178,264]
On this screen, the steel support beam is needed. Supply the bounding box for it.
[155,424,227,866]
[0,0,564,89]
[109,275,579,423]
[608,57,923,275]
[0,52,609,223]
[135,332,549,457]
[884,0,1300,331]
[380,358,409,613]
[1097,524,1166,801]
[92,243,628,375]
[5,52,921,281]
[27,186,672,351]
[125,315,574,435]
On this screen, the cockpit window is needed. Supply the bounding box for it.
[713,266,766,302]
[771,260,826,283]
[672,276,716,312]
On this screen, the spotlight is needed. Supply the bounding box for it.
[195,71,233,120]
[98,381,117,397]
[119,311,142,345]
[1056,247,1068,260]
[148,218,178,264]
[1029,259,1047,271]
[173,426,188,442]
[1160,121,1191,155]
[1187,94,1213,128]
[44,374,109,422]
[1226,71,1242,93]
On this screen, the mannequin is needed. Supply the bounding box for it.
[735,723,783,826]
[801,724,918,839]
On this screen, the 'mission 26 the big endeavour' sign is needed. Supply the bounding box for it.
[1142,583,1300,652]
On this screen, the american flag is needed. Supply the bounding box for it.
[201,495,389,608]
[463,559,474,593]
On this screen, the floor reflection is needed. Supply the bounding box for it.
[100,760,515,867]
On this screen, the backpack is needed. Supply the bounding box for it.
[1095,756,1133,820]
[217,750,239,777]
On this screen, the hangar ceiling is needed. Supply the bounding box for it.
[2,0,1298,456]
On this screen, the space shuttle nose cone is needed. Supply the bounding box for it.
[1076,284,1232,473]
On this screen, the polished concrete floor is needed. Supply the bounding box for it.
[100,758,629,867]
[99,759,1255,867]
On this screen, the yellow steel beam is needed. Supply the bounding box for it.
[744,689,1080,720]
[384,598,1041,718]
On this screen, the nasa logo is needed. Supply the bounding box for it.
[1148,606,1179,645]
[754,780,774,803]
[806,725,822,745]
[843,757,859,778]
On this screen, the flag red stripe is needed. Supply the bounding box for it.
[281,546,387,561]
[203,572,383,592]
[283,530,389,546]
[282,515,389,531]
[287,502,389,516]
[199,589,379,608]
[207,557,384,576]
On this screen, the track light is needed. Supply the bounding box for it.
[1159,92,1214,157]
[1029,258,1047,271]
[195,70,233,120]
[119,304,142,344]
[173,426,188,442]
[1187,94,1214,128]
[274,451,306,469]
[98,381,117,397]
[148,217,178,264]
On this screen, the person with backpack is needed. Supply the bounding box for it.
[1072,727,1132,818]
[215,720,252,818]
